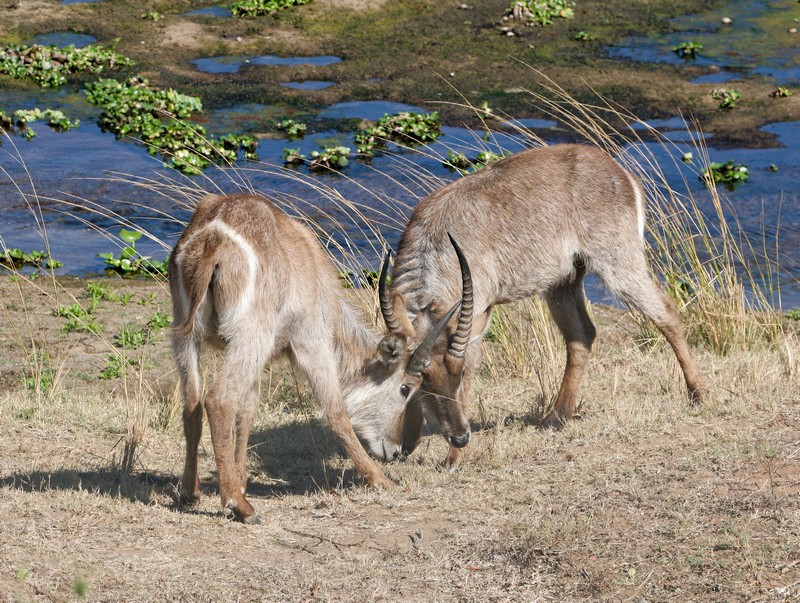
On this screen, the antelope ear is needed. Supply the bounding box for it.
[377,333,407,367]
[471,306,494,343]
[391,292,416,338]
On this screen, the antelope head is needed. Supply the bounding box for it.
[378,234,478,457]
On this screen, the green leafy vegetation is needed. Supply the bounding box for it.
[85,76,258,174]
[230,0,311,17]
[444,149,510,174]
[282,147,305,164]
[355,112,440,156]
[770,86,793,98]
[700,160,749,190]
[98,228,169,276]
[308,146,351,171]
[672,41,703,60]
[140,10,163,20]
[506,0,575,26]
[99,353,138,380]
[53,301,103,334]
[115,311,171,349]
[0,107,79,140]
[786,308,800,320]
[276,118,307,139]
[574,30,596,41]
[0,43,133,88]
[1,248,62,270]
[85,281,134,305]
[711,88,741,111]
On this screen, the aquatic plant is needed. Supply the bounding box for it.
[0,107,79,140]
[444,149,511,174]
[85,76,258,174]
[282,148,306,164]
[140,10,163,20]
[700,160,749,190]
[230,0,311,17]
[574,30,596,41]
[0,43,133,88]
[308,146,351,171]
[276,118,307,139]
[355,111,440,156]
[711,88,741,111]
[1,248,62,270]
[98,228,169,276]
[672,41,702,60]
[770,87,793,98]
[506,0,574,25]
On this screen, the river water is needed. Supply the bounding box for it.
[0,1,798,308]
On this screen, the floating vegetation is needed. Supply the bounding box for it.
[0,107,79,140]
[444,149,511,174]
[355,112,440,156]
[701,160,749,190]
[711,88,741,111]
[275,118,307,139]
[282,147,305,164]
[85,76,258,174]
[98,229,169,276]
[672,41,703,60]
[1,248,62,270]
[505,0,574,26]
[308,145,350,171]
[0,43,133,87]
[230,0,311,17]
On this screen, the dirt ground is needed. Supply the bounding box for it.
[0,274,798,602]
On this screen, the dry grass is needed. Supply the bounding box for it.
[0,275,798,602]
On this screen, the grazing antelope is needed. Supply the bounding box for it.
[169,193,469,523]
[381,143,707,468]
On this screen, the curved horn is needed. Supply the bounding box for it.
[406,299,462,377]
[447,233,474,358]
[378,250,401,333]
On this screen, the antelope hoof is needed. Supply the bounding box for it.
[541,412,568,430]
[689,387,706,405]
[237,513,262,525]
[179,493,201,508]
[368,474,398,490]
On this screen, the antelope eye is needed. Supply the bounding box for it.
[400,384,410,397]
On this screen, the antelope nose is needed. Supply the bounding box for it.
[449,432,471,448]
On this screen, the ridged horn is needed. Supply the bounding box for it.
[447,233,473,358]
[378,249,401,333]
[406,299,462,377]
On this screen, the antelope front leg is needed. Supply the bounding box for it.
[327,404,397,489]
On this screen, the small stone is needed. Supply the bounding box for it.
[506,30,516,36]
[449,72,455,77]
[789,27,798,34]
[721,16,732,25]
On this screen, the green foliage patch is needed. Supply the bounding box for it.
[0,43,133,88]
[1,248,62,270]
[98,228,169,277]
[230,0,311,17]
[85,76,258,174]
[0,107,79,140]
[506,0,575,26]
[701,160,749,190]
[711,88,741,111]
[355,112,440,156]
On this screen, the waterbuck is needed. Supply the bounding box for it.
[380,143,707,468]
[169,193,469,523]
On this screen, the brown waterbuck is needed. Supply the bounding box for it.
[380,143,707,468]
[169,193,470,523]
